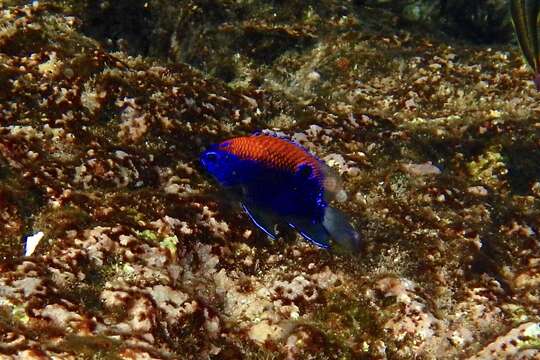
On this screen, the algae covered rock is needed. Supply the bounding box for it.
[362,0,512,43]
[0,1,539,359]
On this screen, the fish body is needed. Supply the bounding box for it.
[510,0,540,89]
[200,134,360,252]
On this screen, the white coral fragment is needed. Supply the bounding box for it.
[24,231,44,256]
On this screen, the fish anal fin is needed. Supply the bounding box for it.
[288,218,331,249]
[241,202,278,240]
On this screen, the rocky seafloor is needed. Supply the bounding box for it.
[0,1,539,359]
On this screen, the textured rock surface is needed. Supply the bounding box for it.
[59,0,514,83]
[0,1,539,359]
[362,0,511,42]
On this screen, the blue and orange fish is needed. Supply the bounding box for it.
[200,134,361,252]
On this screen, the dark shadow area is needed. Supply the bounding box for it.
[80,0,153,55]
[504,145,540,195]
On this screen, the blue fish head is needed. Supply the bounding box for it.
[200,146,240,187]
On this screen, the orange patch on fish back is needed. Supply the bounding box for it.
[220,135,321,176]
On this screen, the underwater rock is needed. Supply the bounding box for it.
[401,162,441,176]
[65,0,511,86]
[362,0,512,43]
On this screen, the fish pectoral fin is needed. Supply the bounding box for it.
[241,202,278,240]
[288,219,331,249]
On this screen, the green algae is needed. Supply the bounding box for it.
[137,230,180,253]
[503,304,538,325]
[137,229,158,242]
[34,206,91,240]
[519,323,540,351]
[55,334,123,360]
[307,290,383,359]
[467,145,508,190]
[402,2,437,23]
[0,299,29,326]
[160,234,179,253]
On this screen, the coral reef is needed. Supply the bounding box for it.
[0,1,539,359]
[62,0,513,84]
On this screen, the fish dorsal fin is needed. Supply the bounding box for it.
[241,202,278,240]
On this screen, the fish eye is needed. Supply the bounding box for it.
[205,152,218,162]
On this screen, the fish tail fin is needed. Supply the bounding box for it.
[323,207,361,253]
